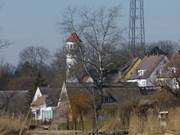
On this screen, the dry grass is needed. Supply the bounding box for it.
[167,107,180,133]
[128,113,141,135]
[129,113,162,135]
[129,107,180,135]
[0,115,27,135]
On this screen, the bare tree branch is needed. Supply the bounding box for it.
[0,39,11,50]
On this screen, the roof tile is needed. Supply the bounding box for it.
[66,32,82,42]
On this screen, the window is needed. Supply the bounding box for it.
[69,44,74,49]
[138,69,145,77]
[142,80,146,86]
[66,43,74,50]
[171,67,176,74]
[138,80,147,87]
[103,96,115,103]
[36,109,40,116]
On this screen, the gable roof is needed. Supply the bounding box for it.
[0,90,29,114]
[130,55,167,79]
[37,87,60,107]
[102,83,141,107]
[65,82,141,108]
[66,32,82,43]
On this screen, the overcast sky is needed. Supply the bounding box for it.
[0,0,180,65]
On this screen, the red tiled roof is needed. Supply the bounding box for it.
[66,32,82,42]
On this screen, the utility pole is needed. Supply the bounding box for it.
[129,0,145,57]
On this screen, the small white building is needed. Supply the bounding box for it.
[31,87,60,122]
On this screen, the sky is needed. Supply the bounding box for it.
[0,0,180,65]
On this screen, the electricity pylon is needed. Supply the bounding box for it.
[129,0,145,56]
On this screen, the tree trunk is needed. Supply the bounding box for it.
[73,117,77,130]
[66,113,70,130]
[92,88,98,133]
[80,111,84,130]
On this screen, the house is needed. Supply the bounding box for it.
[127,54,169,89]
[52,82,141,124]
[31,87,60,122]
[0,90,29,114]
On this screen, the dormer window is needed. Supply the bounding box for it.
[138,69,145,77]
[172,78,179,89]
[171,67,176,74]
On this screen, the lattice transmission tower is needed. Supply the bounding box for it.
[129,0,145,56]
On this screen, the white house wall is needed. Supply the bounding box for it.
[41,107,53,121]
[31,87,54,121]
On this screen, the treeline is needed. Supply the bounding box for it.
[0,40,178,92]
[0,46,65,91]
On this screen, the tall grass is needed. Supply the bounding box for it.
[167,107,180,133]
[129,112,163,135]
[0,115,27,135]
[129,107,180,135]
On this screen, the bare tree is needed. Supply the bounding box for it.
[155,52,180,108]
[0,91,16,112]
[0,39,10,50]
[61,6,124,91]
[17,46,50,100]
[19,46,50,68]
[0,63,15,90]
[165,52,180,96]
[49,48,66,87]
[60,6,125,132]
[147,40,179,56]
